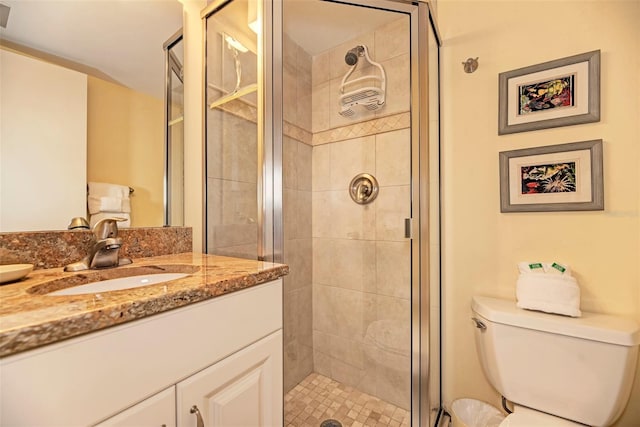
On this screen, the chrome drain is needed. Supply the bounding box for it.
[320,420,342,427]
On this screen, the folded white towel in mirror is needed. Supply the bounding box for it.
[88,182,130,199]
[87,196,131,214]
[90,212,131,229]
[516,274,581,317]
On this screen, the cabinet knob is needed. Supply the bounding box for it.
[190,405,205,427]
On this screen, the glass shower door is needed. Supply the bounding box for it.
[204,0,261,260]
[280,1,423,425]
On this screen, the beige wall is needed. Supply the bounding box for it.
[0,49,87,231]
[87,77,164,227]
[438,1,640,425]
[180,0,206,253]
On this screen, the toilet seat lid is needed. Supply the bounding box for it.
[499,406,582,427]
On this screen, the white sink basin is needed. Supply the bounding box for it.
[49,273,189,296]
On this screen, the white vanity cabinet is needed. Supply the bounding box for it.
[177,331,282,427]
[0,279,283,426]
[97,331,282,427]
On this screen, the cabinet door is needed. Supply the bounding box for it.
[94,387,176,427]
[177,330,282,427]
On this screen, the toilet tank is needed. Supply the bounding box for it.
[471,296,640,427]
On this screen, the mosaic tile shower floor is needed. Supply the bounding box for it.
[285,372,410,427]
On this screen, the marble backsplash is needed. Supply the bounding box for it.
[0,227,192,270]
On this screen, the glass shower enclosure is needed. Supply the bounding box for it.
[203,0,440,424]
[204,0,262,260]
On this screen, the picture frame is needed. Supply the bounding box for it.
[498,50,600,135]
[499,139,603,212]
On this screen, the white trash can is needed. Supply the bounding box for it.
[450,399,505,427]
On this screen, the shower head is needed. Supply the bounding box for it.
[345,46,364,66]
[338,44,386,118]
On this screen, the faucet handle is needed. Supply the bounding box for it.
[93,217,127,240]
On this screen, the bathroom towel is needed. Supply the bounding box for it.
[88,182,130,199]
[87,182,131,226]
[516,274,581,317]
[90,212,131,229]
[87,196,131,215]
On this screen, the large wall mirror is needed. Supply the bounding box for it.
[0,0,184,232]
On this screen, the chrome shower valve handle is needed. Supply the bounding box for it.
[349,173,379,205]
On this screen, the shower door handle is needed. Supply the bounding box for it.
[404,218,413,239]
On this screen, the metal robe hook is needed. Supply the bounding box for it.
[462,57,479,73]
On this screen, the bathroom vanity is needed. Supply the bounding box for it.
[0,253,288,426]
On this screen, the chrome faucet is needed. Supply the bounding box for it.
[64,218,132,272]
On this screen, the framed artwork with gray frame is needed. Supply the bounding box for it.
[498,50,600,135]
[499,139,603,212]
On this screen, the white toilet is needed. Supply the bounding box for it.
[471,296,640,426]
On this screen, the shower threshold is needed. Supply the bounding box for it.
[285,373,410,427]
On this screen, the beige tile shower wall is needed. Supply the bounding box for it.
[205,26,260,259]
[283,136,314,392]
[310,15,412,411]
[312,128,411,410]
[206,109,259,259]
[312,17,410,135]
[284,33,312,133]
[283,33,314,393]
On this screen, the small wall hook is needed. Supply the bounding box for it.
[462,57,479,73]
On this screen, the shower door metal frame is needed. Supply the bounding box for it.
[317,2,437,424]
[271,0,441,424]
[403,2,438,424]
[201,0,275,261]
[265,0,281,263]
[410,2,431,424]
[414,2,442,426]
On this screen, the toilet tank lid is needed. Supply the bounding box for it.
[472,296,640,346]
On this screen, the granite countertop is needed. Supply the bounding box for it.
[0,253,288,358]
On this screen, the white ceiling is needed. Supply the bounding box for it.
[284,1,401,56]
[0,0,183,99]
[0,0,400,98]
